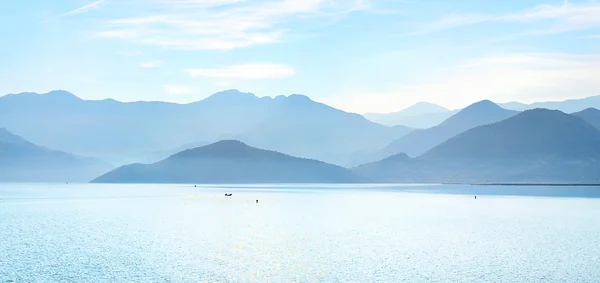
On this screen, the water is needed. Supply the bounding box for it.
[1,184,600,282]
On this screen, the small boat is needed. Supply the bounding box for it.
[225,193,233,197]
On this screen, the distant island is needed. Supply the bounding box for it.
[91,140,364,184]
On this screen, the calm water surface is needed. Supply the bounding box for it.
[1,184,599,282]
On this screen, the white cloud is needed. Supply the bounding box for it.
[423,2,600,34]
[321,52,600,113]
[164,85,194,95]
[95,0,371,50]
[140,60,163,68]
[62,0,108,17]
[186,63,295,79]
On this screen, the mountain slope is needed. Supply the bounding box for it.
[375,100,518,159]
[0,128,112,182]
[365,102,454,128]
[92,140,363,184]
[236,94,412,166]
[355,109,600,183]
[572,108,600,131]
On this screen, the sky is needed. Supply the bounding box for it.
[0,0,599,113]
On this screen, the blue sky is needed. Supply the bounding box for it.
[1,0,599,113]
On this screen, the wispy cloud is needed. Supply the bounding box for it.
[95,0,372,50]
[323,52,600,113]
[186,63,295,79]
[62,0,108,17]
[164,85,194,95]
[140,60,163,68]
[422,2,600,34]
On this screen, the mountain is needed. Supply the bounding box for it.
[0,90,410,166]
[355,109,600,183]
[572,108,600,131]
[365,102,455,128]
[374,100,518,160]
[91,140,363,184]
[500,95,600,112]
[236,94,412,166]
[0,128,112,182]
[0,89,272,165]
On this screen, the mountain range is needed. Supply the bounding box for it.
[365,102,456,128]
[499,95,600,112]
[3,89,600,184]
[0,128,112,182]
[355,109,600,183]
[365,94,600,128]
[0,90,411,166]
[92,140,363,184]
[372,100,519,161]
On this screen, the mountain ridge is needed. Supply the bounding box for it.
[0,128,113,182]
[92,140,364,184]
[355,109,600,183]
[0,89,409,166]
[365,102,453,128]
[372,100,518,160]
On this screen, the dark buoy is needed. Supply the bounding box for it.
[194,185,197,187]
[475,196,477,199]
[256,199,259,204]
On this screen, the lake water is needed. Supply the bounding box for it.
[1,184,600,282]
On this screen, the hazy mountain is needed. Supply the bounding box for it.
[0,89,273,165]
[355,109,600,183]
[500,95,600,112]
[374,100,518,160]
[0,90,409,166]
[0,128,112,182]
[232,94,412,166]
[572,108,600,131]
[142,140,212,164]
[365,102,455,128]
[92,140,363,184]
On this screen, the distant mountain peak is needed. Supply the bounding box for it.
[573,107,600,131]
[464,99,499,110]
[445,100,514,123]
[205,139,248,148]
[273,94,313,102]
[578,107,600,114]
[382,152,411,162]
[172,140,256,159]
[202,89,257,102]
[403,102,449,113]
[46,90,80,99]
[287,94,311,100]
[1,90,82,101]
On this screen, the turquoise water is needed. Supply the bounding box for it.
[1,184,600,282]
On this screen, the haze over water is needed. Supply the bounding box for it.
[1,184,599,282]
